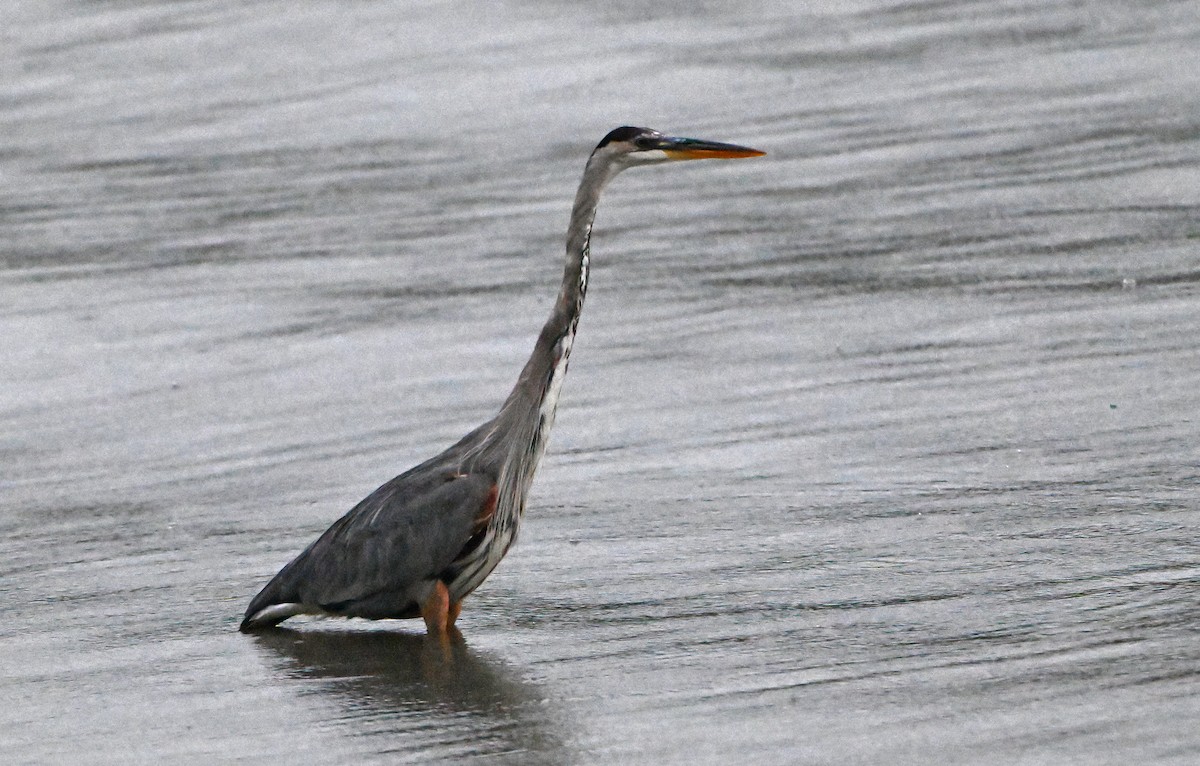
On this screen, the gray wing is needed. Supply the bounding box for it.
[242,469,496,625]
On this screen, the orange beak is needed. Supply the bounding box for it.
[656,136,766,160]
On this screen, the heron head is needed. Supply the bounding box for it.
[592,126,765,169]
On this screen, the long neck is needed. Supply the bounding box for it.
[508,154,614,421]
[479,153,618,482]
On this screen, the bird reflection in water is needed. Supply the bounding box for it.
[250,627,566,762]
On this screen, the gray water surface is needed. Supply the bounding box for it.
[3,1,1200,763]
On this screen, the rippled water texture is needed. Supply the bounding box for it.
[3,1,1199,763]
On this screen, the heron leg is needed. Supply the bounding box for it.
[421,580,452,636]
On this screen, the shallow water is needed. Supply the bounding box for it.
[3,1,1200,763]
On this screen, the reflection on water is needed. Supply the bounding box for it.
[250,629,567,764]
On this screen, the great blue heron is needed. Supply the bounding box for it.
[239,126,764,636]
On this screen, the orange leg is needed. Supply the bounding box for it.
[421,581,451,636]
[447,599,463,627]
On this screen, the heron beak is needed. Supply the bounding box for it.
[656,136,766,160]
